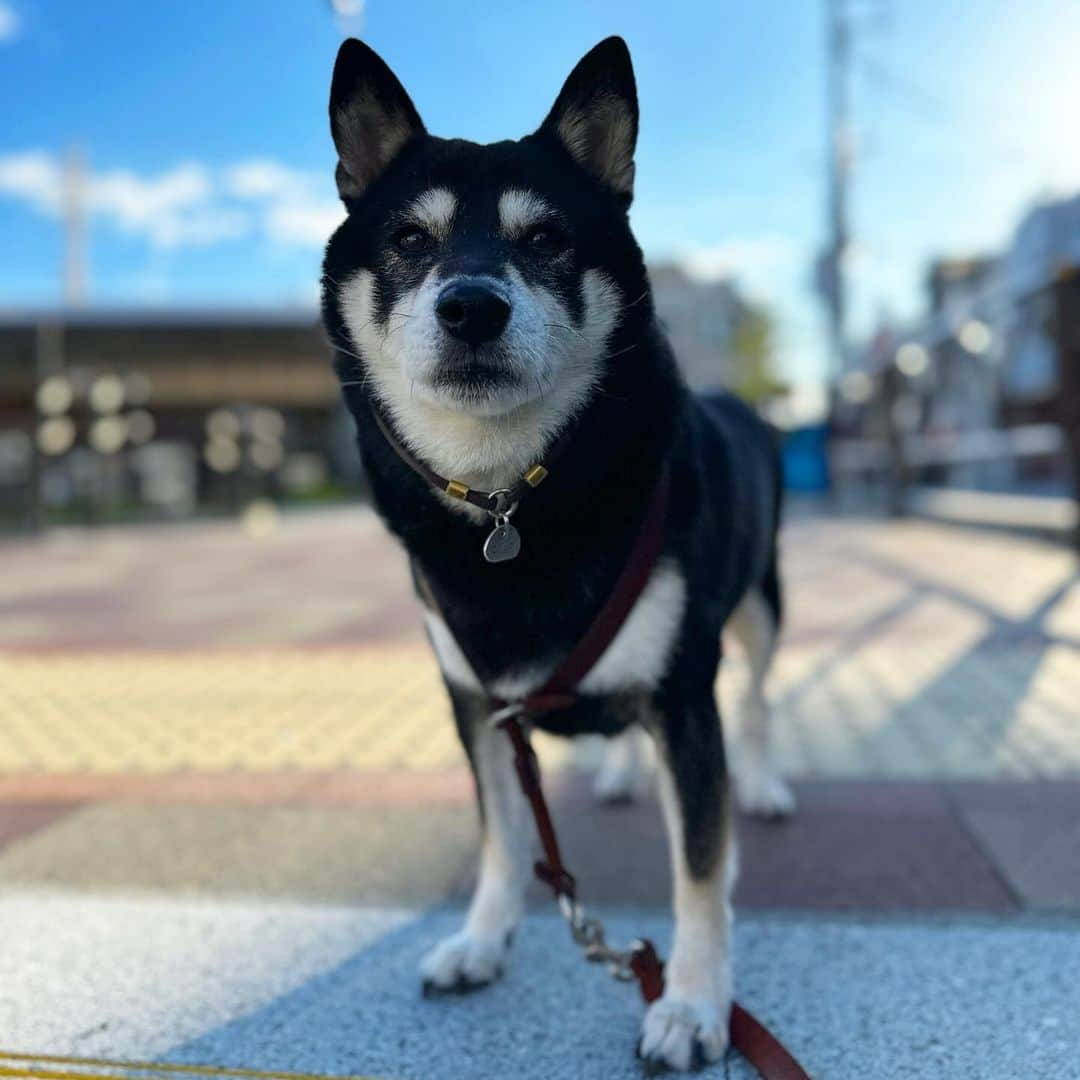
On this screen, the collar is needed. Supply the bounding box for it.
[368,401,571,515]
[368,400,577,563]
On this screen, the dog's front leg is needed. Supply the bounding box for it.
[640,692,735,1071]
[420,689,532,994]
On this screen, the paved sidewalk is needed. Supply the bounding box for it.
[4,774,1080,913]
[0,507,1078,779]
[3,893,1079,1080]
[2,507,1079,1078]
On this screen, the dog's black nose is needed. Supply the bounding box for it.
[435,281,511,346]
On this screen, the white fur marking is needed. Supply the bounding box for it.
[578,561,685,693]
[423,560,684,699]
[406,187,457,241]
[594,726,649,802]
[642,749,734,1069]
[339,265,620,498]
[497,188,554,239]
[419,723,531,988]
[725,588,795,818]
[423,610,479,691]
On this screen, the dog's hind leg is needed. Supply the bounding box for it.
[420,688,532,994]
[593,725,648,803]
[639,693,735,1072]
[726,584,795,818]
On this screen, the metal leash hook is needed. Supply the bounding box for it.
[558,893,637,982]
[493,708,665,1000]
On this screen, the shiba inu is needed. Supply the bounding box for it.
[321,35,794,1072]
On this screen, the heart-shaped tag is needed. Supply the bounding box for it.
[483,522,522,563]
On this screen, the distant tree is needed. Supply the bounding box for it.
[729,303,787,405]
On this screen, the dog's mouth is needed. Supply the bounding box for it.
[417,343,535,412]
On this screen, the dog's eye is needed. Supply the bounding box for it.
[393,226,434,254]
[522,225,565,255]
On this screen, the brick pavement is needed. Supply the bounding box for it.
[1,506,1079,915]
[0,507,1076,779]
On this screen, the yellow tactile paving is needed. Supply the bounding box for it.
[1,512,1078,780]
[2,629,1079,778]
[0,647,585,775]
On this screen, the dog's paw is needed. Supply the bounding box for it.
[592,759,640,804]
[593,730,646,804]
[734,755,795,819]
[638,993,729,1073]
[419,929,509,996]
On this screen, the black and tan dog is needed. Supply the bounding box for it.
[321,36,794,1072]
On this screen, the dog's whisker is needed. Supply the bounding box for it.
[545,321,582,337]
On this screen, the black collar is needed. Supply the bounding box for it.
[367,401,572,516]
[367,400,579,563]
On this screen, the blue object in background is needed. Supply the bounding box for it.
[783,425,830,492]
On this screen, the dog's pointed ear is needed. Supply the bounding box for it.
[538,37,638,202]
[329,39,425,202]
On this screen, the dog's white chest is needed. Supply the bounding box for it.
[423,560,686,700]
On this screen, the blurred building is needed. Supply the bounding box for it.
[648,263,743,392]
[923,257,1003,436]
[1001,194,1080,424]
[0,310,352,527]
[2,268,781,528]
[835,193,1080,508]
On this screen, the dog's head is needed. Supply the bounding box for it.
[321,37,649,483]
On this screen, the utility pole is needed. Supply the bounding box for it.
[63,145,88,307]
[825,0,852,383]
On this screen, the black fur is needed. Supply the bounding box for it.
[320,37,783,883]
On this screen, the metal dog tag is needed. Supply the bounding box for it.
[483,519,521,563]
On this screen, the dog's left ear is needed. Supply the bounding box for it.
[329,39,426,202]
[538,37,638,202]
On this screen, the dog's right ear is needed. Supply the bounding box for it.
[538,37,638,202]
[329,39,425,202]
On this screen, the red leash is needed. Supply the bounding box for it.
[497,714,809,1079]
[476,468,808,1078]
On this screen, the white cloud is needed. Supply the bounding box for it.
[90,163,211,224]
[266,200,345,247]
[89,163,236,248]
[0,151,62,213]
[225,160,309,200]
[0,3,19,43]
[149,207,251,250]
[0,151,342,256]
[226,159,345,247]
[0,152,250,249]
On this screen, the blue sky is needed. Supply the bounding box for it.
[2,0,1079,395]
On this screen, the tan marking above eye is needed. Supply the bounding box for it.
[405,188,458,242]
[498,188,555,240]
